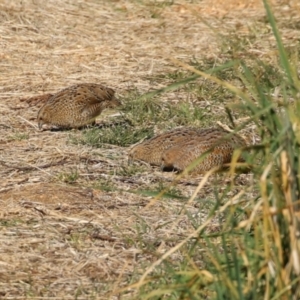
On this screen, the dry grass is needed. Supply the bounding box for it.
[1,0,300,299]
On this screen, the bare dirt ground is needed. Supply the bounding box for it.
[1,0,300,299]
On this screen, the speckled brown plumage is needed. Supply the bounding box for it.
[161,128,246,172]
[37,83,121,129]
[129,127,246,173]
[128,127,202,166]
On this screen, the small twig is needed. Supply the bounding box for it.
[91,233,117,242]
[0,158,67,172]
[0,123,13,129]
[106,202,147,209]
[17,115,38,130]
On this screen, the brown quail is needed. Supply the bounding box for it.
[128,127,202,166]
[129,127,246,173]
[37,83,121,129]
[161,128,246,173]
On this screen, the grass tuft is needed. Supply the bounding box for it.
[75,125,153,148]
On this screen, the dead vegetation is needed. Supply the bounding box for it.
[1,0,300,299]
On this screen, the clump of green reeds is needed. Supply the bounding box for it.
[123,1,300,299]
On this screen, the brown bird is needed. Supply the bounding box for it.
[128,127,202,166]
[161,128,246,173]
[37,83,121,129]
[129,127,246,173]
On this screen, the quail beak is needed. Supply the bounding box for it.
[113,96,122,107]
[160,159,165,171]
[38,121,43,130]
